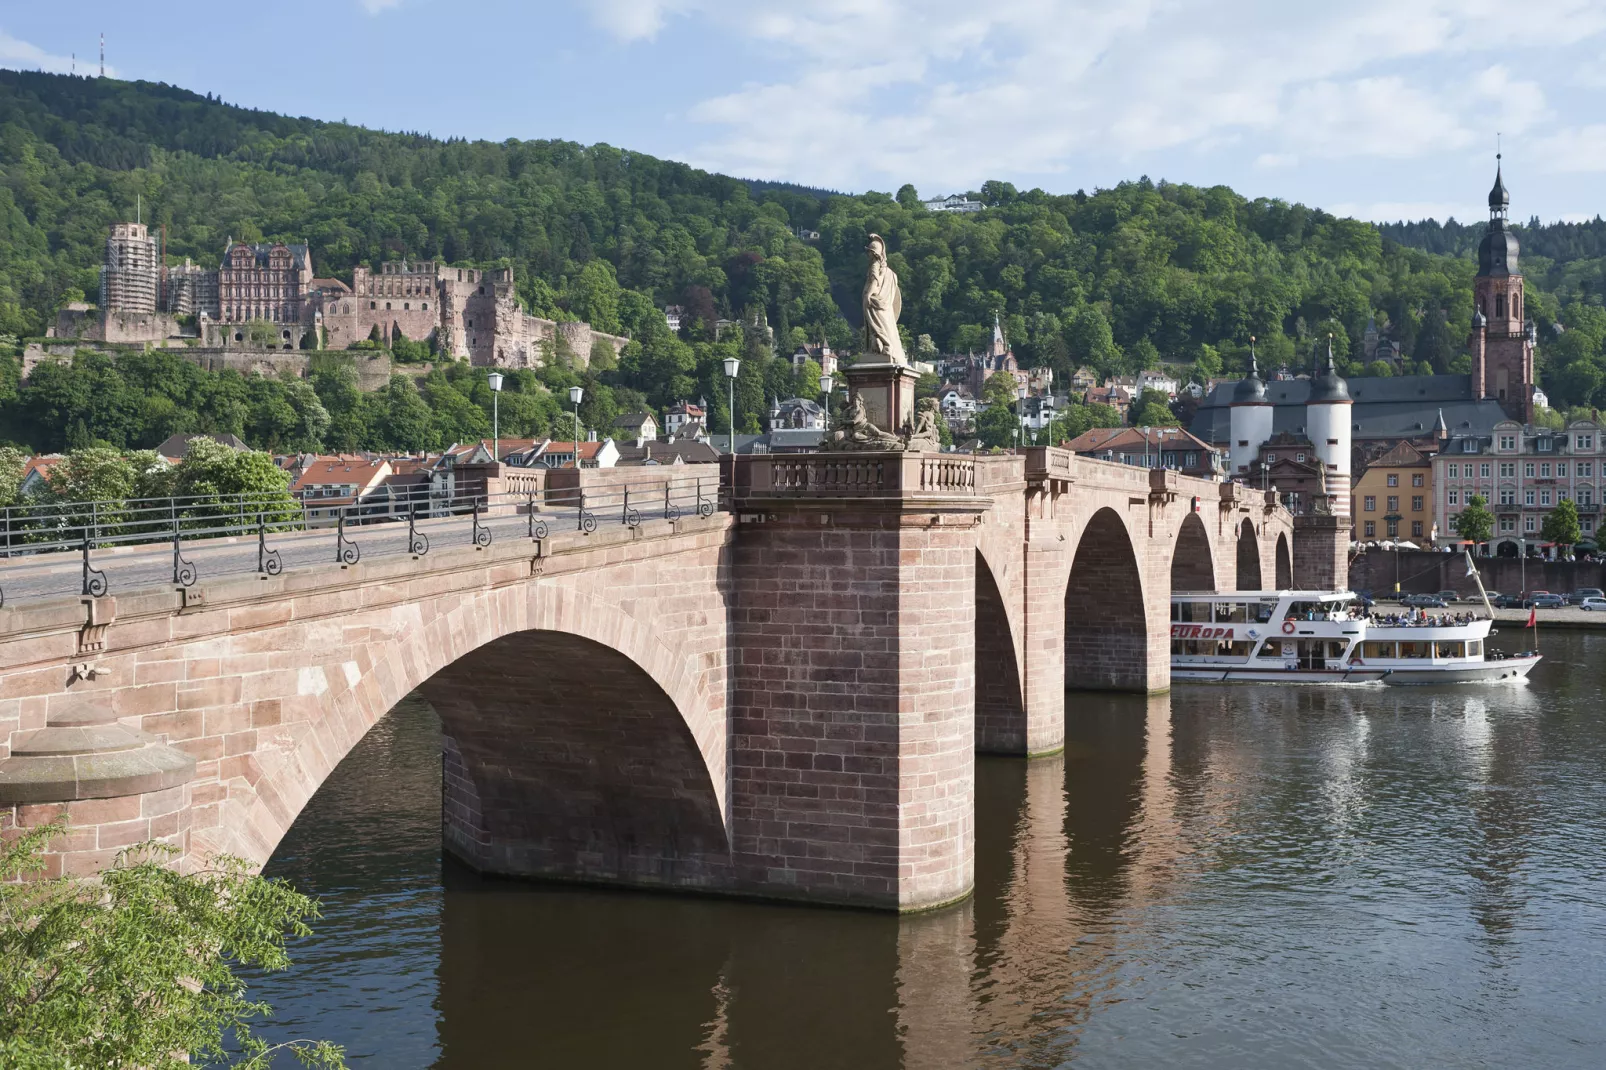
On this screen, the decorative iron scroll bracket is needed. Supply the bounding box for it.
[336,512,361,565]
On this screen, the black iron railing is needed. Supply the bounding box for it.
[0,475,722,609]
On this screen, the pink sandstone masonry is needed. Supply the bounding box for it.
[0,452,1314,912]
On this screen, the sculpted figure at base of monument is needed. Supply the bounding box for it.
[824,393,904,451]
[823,396,945,453]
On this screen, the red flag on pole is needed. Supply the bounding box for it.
[1526,607,1537,628]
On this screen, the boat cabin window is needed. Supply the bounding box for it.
[1398,641,1431,659]
[1171,639,1255,658]
[1258,640,1292,659]
[1362,641,1396,659]
[1434,641,1466,658]
[1467,639,1482,656]
[1173,601,1258,623]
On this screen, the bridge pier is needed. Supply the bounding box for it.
[728,455,989,912]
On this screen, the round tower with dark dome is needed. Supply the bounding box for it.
[1228,340,1273,476]
[1469,155,1535,421]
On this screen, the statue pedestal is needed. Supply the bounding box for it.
[843,362,920,437]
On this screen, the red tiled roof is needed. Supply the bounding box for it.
[289,456,390,495]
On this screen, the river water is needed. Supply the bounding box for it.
[251,629,1606,1068]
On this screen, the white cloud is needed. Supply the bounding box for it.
[570,0,1606,199]
[0,30,111,75]
[587,0,695,40]
[1532,125,1606,173]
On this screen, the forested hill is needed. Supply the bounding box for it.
[3,68,1606,425]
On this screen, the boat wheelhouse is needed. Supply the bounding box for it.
[1170,590,1540,685]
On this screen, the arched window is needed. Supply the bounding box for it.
[1496,294,1507,318]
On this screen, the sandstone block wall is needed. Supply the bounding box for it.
[727,504,982,911]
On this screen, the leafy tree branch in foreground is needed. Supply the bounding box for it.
[0,823,344,1069]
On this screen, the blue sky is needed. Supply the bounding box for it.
[5,0,1606,224]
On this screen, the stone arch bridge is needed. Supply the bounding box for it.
[0,450,1329,912]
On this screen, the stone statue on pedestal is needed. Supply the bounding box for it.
[862,233,908,366]
[822,232,935,451]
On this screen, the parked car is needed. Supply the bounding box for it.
[1491,593,1525,608]
[1402,593,1449,608]
[1350,592,1376,608]
[1530,593,1566,609]
[1567,587,1605,605]
[1577,597,1606,611]
[1435,590,1462,603]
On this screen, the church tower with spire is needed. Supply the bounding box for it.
[1469,156,1535,422]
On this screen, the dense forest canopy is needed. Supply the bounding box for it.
[2,69,1605,457]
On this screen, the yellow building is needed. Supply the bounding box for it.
[1353,441,1433,544]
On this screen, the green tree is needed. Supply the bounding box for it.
[1541,497,1582,547]
[0,823,344,1069]
[981,371,1018,409]
[568,261,623,335]
[1454,493,1494,546]
[168,438,299,526]
[975,403,1021,449]
[1130,388,1174,427]
[0,446,27,506]
[245,319,277,347]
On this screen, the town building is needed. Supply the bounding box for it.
[939,386,980,431]
[966,316,1024,397]
[921,194,985,213]
[664,401,708,437]
[1062,426,1223,479]
[154,432,248,461]
[1193,162,1534,472]
[788,342,837,379]
[768,397,826,431]
[1353,441,1434,543]
[614,439,719,466]
[1433,419,1604,555]
[1021,394,1058,434]
[613,412,659,443]
[290,456,395,526]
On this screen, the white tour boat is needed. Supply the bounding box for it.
[1169,589,1541,685]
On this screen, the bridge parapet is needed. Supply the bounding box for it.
[729,451,1005,502]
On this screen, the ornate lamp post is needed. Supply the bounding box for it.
[723,357,741,456]
[568,385,584,467]
[487,372,503,458]
[819,372,833,423]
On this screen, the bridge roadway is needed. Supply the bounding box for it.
[0,449,1330,911]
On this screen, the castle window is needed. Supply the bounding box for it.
[1496,294,1507,318]
[422,303,428,311]
[385,303,391,310]
[370,301,376,309]
[404,302,410,310]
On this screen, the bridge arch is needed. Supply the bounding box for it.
[975,549,1026,753]
[1275,532,1293,589]
[1235,518,1263,590]
[1064,507,1150,691]
[1171,512,1216,592]
[213,580,729,887]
